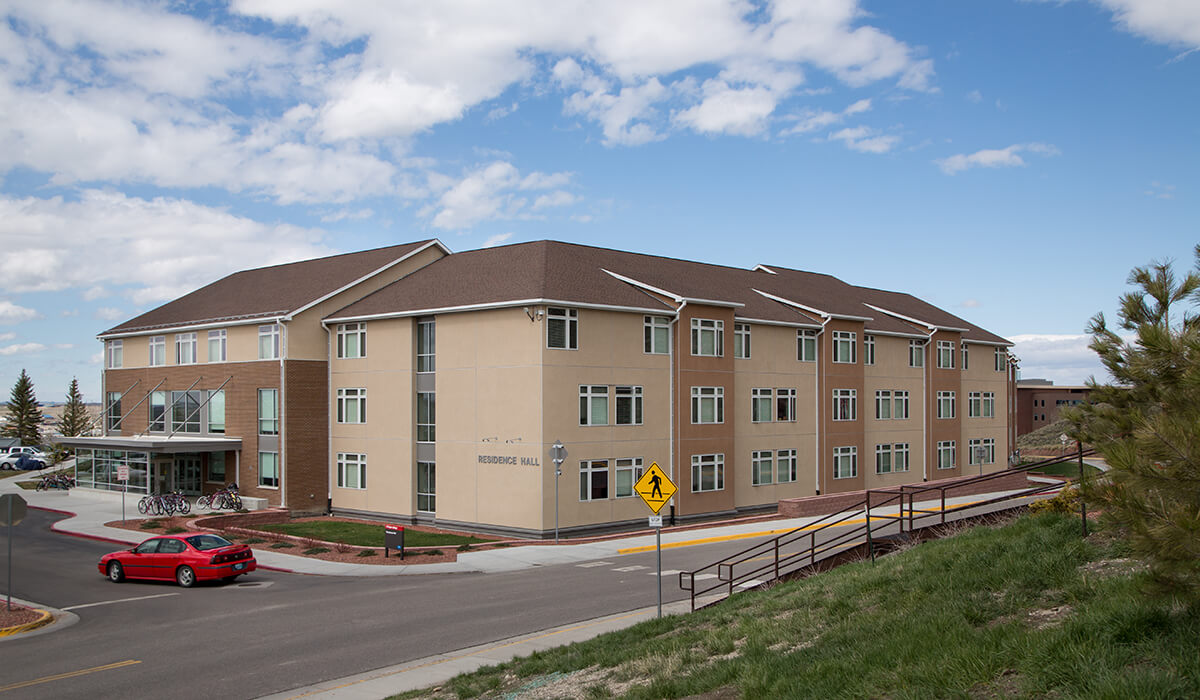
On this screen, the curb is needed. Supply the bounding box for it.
[0,608,52,638]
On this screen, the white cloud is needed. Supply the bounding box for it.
[82,286,107,301]
[318,208,375,223]
[829,126,899,153]
[0,342,47,356]
[1144,181,1176,199]
[960,299,981,308]
[61,309,79,317]
[966,89,983,103]
[0,300,39,324]
[1093,0,1200,50]
[0,332,14,341]
[532,191,579,210]
[427,162,575,230]
[94,307,123,321]
[482,233,513,248]
[935,143,1060,175]
[1010,334,1109,385]
[783,98,873,135]
[54,343,73,350]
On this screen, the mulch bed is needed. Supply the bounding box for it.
[0,603,44,631]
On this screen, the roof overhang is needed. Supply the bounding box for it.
[52,435,243,454]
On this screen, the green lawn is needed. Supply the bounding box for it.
[394,513,1200,699]
[258,521,492,548]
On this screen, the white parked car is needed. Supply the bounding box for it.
[0,447,48,470]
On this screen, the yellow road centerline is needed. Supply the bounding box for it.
[0,660,141,693]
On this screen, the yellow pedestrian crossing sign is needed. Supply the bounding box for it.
[634,462,676,514]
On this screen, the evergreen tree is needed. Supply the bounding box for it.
[58,378,90,438]
[3,369,42,446]
[1066,245,1200,598]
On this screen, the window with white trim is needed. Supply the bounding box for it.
[995,348,1006,372]
[338,323,367,360]
[798,330,818,362]
[909,340,924,368]
[894,443,910,472]
[416,320,435,371]
[207,329,226,362]
[968,391,996,418]
[776,388,796,422]
[614,458,644,498]
[968,438,996,465]
[258,451,279,488]
[734,323,750,359]
[106,392,122,431]
[937,440,956,470]
[149,391,166,432]
[875,390,892,420]
[417,461,436,512]
[777,449,797,483]
[875,443,892,474]
[106,339,122,368]
[691,318,724,357]
[337,387,367,424]
[961,342,969,370]
[833,389,857,421]
[579,385,609,426]
[937,391,956,419]
[176,332,197,364]
[752,450,773,485]
[258,389,278,435]
[615,386,643,425]
[173,390,201,434]
[864,334,875,365]
[258,324,280,360]
[644,315,670,354]
[833,331,857,363]
[337,453,367,489]
[937,340,955,369]
[691,453,724,492]
[547,307,578,349]
[833,446,857,479]
[580,459,608,501]
[208,390,225,434]
[894,390,910,419]
[691,386,724,424]
[751,388,772,422]
[416,392,435,442]
[149,336,165,366]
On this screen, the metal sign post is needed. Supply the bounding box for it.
[549,440,567,544]
[634,463,677,618]
[117,464,130,522]
[2,493,28,612]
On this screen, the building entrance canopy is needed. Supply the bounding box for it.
[54,435,242,454]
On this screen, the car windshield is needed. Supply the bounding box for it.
[185,534,233,551]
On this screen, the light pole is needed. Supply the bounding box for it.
[549,440,567,544]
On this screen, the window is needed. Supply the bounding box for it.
[106,392,122,431]
[968,438,996,466]
[417,462,436,512]
[752,450,773,485]
[208,452,225,483]
[338,323,367,360]
[734,323,751,359]
[106,339,122,368]
[937,440,956,470]
[969,391,995,418]
[961,342,969,370]
[207,390,225,434]
[894,443,910,472]
[875,390,892,420]
[777,449,797,483]
[615,386,643,425]
[937,340,955,369]
[798,330,818,362]
[415,320,434,371]
[875,444,892,474]
[258,389,278,435]
[644,315,670,354]
[337,453,367,490]
[172,390,201,433]
[833,389,857,421]
[547,307,578,349]
[833,446,857,479]
[208,329,226,362]
[580,460,608,501]
[691,453,724,492]
[691,319,724,357]
[833,331,857,363]
[176,332,197,364]
[893,390,910,419]
[615,458,644,498]
[864,334,875,365]
[579,385,609,426]
[149,391,166,432]
[416,392,435,442]
[691,386,724,424]
[149,336,165,366]
[937,391,956,419]
[751,388,772,422]
[995,348,1006,372]
[337,388,366,424]
[909,340,924,368]
[776,388,796,422]
[258,452,279,488]
[259,324,280,360]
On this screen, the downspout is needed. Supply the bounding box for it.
[814,316,831,495]
[921,330,934,481]
[323,321,333,515]
[279,321,287,509]
[668,300,688,522]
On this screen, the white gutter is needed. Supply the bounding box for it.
[668,300,688,518]
[325,323,334,513]
[279,322,287,508]
[326,298,673,325]
[752,289,872,323]
[99,315,286,341]
[921,330,933,481]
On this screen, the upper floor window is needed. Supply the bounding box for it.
[734,323,751,359]
[832,389,857,421]
[875,390,892,420]
[961,342,969,370]
[208,390,225,434]
[776,388,796,422]
[148,336,166,366]
[207,329,226,362]
[644,315,670,354]
[968,391,996,418]
[893,390,910,419]
[172,390,201,433]
[691,386,724,424]
[777,449,797,483]
[798,329,817,362]
[337,453,367,490]
[752,450,773,485]
[337,387,366,424]
[259,324,280,360]
[615,386,643,425]
[833,446,857,479]
[875,443,910,474]
[416,392,435,442]
[338,323,367,360]
[149,391,166,432]
[937,340,955,369]
[937,391,956,419]
[547,307,578,349]
[579,385,609,426]
[106,391,122,431]
[751,388,772,423]
[909,340,924,368]
[864,335,876,365]
[175,333,197,365]
[691,319,723,357]
[416,320,434,371]
[995,348,1006,372]
[106,339,123,369]
[833,331,857,363]
[258,389,278,435]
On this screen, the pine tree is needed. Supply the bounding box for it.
[3,369,42,446]
[1066,245,1200,598]
[58,378,91,438]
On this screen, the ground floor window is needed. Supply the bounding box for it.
[208,452,226,483]
[417,461,436,513]
[777,449,797,483]
[614,457,644,498]
[580,460,608,501]
[74,449,151,494]
[337,452,366,490]
[691,453,725,493]
[937,441,956,470]
[259,452,279,488]
[968,438,996,466]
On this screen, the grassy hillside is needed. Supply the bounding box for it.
[401,513,1199,699]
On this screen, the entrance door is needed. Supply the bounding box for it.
[174,456,202,495]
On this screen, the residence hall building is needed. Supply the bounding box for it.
[67,239,1015,536]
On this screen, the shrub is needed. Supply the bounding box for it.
[165,527,187,534]
[269,542,295,549]
[1029,486,1080,514]
[356,549,378,557]
[457,543,473,552]
[140,520,164,530]
[333,539,353,554]
[302,547,330,555]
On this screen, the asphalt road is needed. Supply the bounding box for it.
[0,509,777,699]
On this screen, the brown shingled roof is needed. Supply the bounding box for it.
[102,240,442,335]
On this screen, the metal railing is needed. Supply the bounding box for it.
[678,449,1095,610]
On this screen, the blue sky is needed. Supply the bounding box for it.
[1,0,1197,402]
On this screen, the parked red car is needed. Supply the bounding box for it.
[98,534,256,587]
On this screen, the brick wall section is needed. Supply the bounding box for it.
[284,360,328,515]
[779,470,1031,517]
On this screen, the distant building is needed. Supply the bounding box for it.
[1016,379,1091,436]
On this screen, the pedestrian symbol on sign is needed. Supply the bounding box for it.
[633,462,676,514]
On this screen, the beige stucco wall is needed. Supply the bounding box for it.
[962,341,1011,473]
[862,334,927,485]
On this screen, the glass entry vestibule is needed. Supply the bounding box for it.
[58,436,241,496]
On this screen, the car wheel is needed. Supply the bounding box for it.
[176,565,197,588]
[107,561,125,583]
